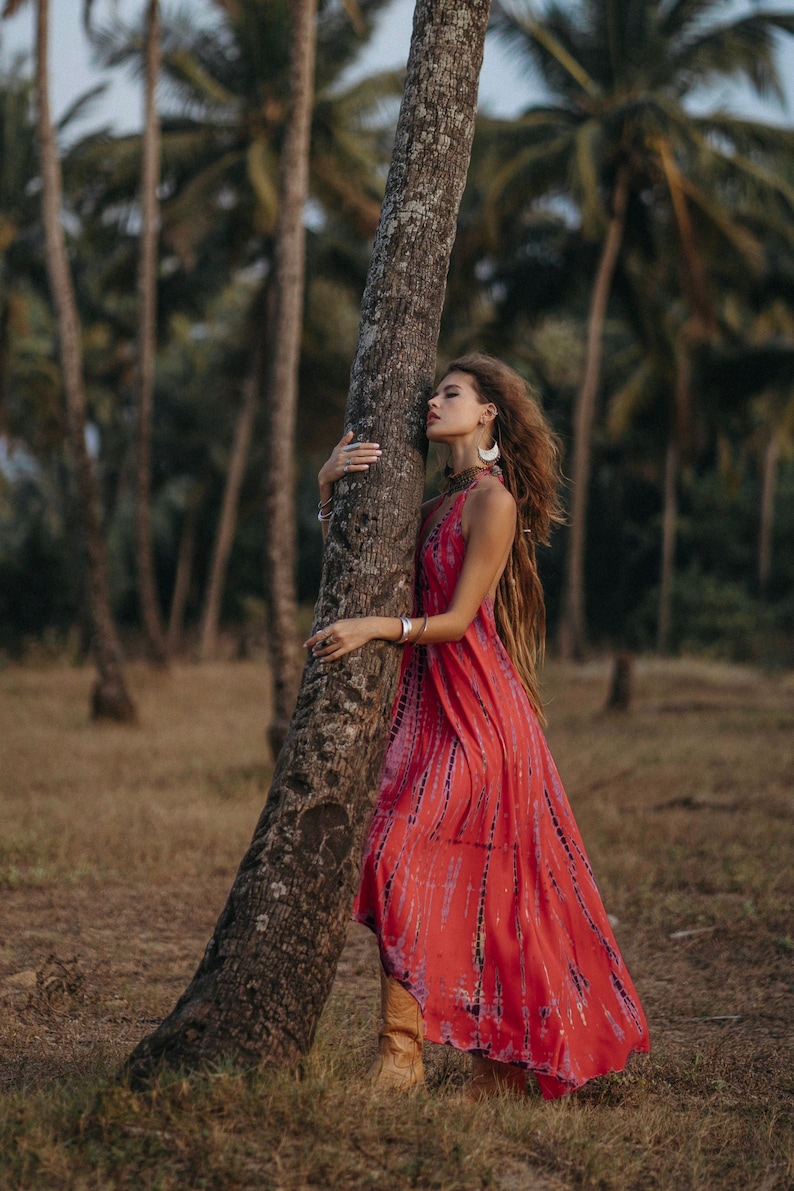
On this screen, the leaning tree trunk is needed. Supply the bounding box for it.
[35,0,136,722]
[558,165,629,662]
[135,0,169,664]
[127,0,491,1081]
[198,333,264,662]
[263,0,316,759]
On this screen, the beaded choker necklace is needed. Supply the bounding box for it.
[444,464,489,496]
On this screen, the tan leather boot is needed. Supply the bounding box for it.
[465,1055,526,1101]
[367,969,425,1090]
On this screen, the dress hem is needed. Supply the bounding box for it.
[352,911,650,1101]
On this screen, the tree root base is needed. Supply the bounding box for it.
[91,679,138,724]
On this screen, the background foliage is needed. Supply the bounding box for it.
[1,0,793,663]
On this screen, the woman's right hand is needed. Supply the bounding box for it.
[318,430,381,491]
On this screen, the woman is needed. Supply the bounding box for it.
[306,354,649,1099]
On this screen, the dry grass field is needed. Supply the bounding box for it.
[0,656,792,1189]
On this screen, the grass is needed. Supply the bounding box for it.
[0,656,792,1189]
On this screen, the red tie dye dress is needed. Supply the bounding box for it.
[352,477,650,1098]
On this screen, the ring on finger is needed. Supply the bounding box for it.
[343,462,349,474]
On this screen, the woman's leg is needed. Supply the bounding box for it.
[368,968,425,1090]
[466,1055,526,1100]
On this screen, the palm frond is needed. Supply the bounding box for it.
[572,118,607,232]
[491,1,600,103]
[1,0,29,18]
[693,112,794,160]
[56,83,108,134]
[246,136,279,232]
[674,172,765,273]
[165,48,239,110]
[606,358,659,438]
[683,117,794,214]
[671,13,794,104]
[659,0,732,41]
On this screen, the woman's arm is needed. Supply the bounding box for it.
[317,431,382,541]
[305,480,516,660]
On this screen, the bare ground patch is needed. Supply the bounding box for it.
[0,657,792,1188]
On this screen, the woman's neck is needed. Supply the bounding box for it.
[445,463,489,496]
[447,446,481,474]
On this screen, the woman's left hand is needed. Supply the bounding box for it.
[304,616,391,661]
[318,431,381,490]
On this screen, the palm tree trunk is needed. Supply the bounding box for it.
[558,164,629,661]
[127,0,491,1080]
[657,339,692,654]
[35,0,136,722]
[0,299,9,431]
[136,0,168,664]
[758,431,779,603]
[167,487,200,657]
[657,436,678,655]
[198,336,263,662]
[263,0,317,759]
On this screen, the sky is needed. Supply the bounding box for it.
[0,0,538,131]
[1,0,792,134]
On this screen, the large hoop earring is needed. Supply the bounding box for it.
[478,439,500,464]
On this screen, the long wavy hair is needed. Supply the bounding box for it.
[442,354,564,722]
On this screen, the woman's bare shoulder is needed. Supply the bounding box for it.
[469,476,516,515]
[463,477,516,540]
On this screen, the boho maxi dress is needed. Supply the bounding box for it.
[352,477,650,1098]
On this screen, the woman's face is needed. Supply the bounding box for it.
[426,371,494,446]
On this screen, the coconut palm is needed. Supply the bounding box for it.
[82,1,183,666]
[262,0,317,757]
[78,0,394,285]
[127,0,491,1082]
[74,0,397,674]
[695,291,794,605]
[131,0,169,664]
[0,62,40,436]
[605,199,794,651]
[2,0,136,719]
[487,0,794,657]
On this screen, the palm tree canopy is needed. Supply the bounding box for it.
[72,0,399,265]
[488,0,794,235]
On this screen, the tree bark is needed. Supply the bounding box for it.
[198,336,263,662]
[757,431,779,604]
[136,0,169,664]
[604,650,634,712]
[35,0,136,722]
[263,0,317,759]
[127,0,491,1081]
[656,435,678,655]
[558,165,629,661]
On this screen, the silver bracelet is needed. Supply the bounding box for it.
[397,616,412,643]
